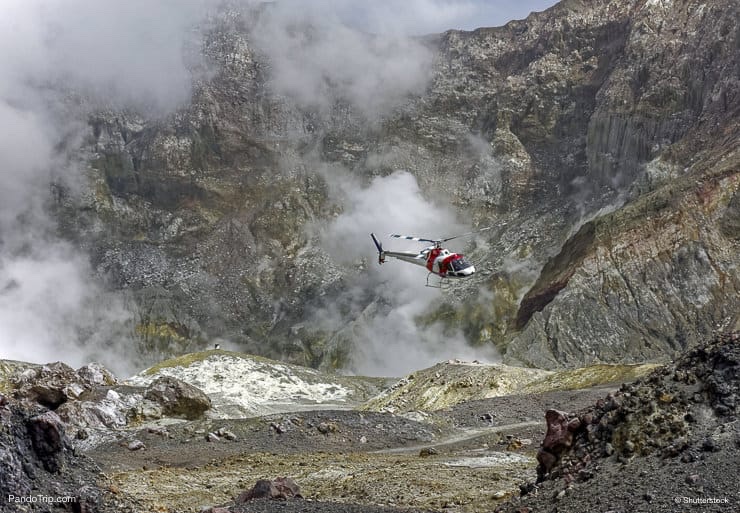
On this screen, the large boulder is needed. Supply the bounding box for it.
[56,388,146,432]
[144,376,211,420]
[76,362,119,387]
[1,394,113,511]
[26,410,68,473]
[235,477,302,502]
[15,362,78,408]
[536,409,581,481]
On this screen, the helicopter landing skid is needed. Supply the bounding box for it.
[425,273,445,289]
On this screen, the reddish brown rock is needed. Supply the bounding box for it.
[235,477,302,502]
[542,410,574,453]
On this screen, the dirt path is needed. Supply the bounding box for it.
[374,420,541,455]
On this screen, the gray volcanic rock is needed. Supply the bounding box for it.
[0,394,129,512]
[58,0,739,370]
[12,361,119,409]
[27,411,67,473]
[2,359,207,441]
[55,388,146,434]
[15,362,79,409]
[144,375,211,420]
[235,477,303,502]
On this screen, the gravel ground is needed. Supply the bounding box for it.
[230,498,430,513]
[89,410,447,471]
[88,335,740,513]
[84,385,621,513]
[10,334,733,513]
[503,446,740,513]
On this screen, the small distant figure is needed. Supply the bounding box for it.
[214,343,221,350]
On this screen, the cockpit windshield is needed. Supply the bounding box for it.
[450,256,471,272]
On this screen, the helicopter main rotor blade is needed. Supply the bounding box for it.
[440,225,497,242]
[389,234,439,244]
[390,224,504,246]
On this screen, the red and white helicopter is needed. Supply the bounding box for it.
[370,228,491,287]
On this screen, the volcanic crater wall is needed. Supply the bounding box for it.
[58,0,740,371]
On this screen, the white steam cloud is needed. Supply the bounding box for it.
[249,0,558,114]
[8,0,211,112]
[316,170,499,376]
[0,0,211,374]
[252,1,523,375]
[251,2,434,114]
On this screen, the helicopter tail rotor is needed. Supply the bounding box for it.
[370,233,385,264]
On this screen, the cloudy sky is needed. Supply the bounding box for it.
[286,0,559,34]
[433,0,559,31]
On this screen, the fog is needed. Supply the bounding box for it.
[262,0,559,35]
[0,0,211,374]
[251,2,434,115]
[250,0,558,114]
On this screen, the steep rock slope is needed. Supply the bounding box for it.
[508,145,739,367]
[59,0,739,369]
[498,0,740,367]
[497,332,740,513]
[433,0,739,366]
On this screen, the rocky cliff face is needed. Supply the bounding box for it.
[497,331,740,513]
[500,0,740,367]
[58,0,739,371]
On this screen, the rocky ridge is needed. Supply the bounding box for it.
[361,360,657,413]
[497,331,740,513]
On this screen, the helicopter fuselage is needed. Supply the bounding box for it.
[381,247,475,278]
[371,232,483,284]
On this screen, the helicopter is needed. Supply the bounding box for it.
[370,228,492,287]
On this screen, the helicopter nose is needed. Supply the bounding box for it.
[462,265,475,276]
